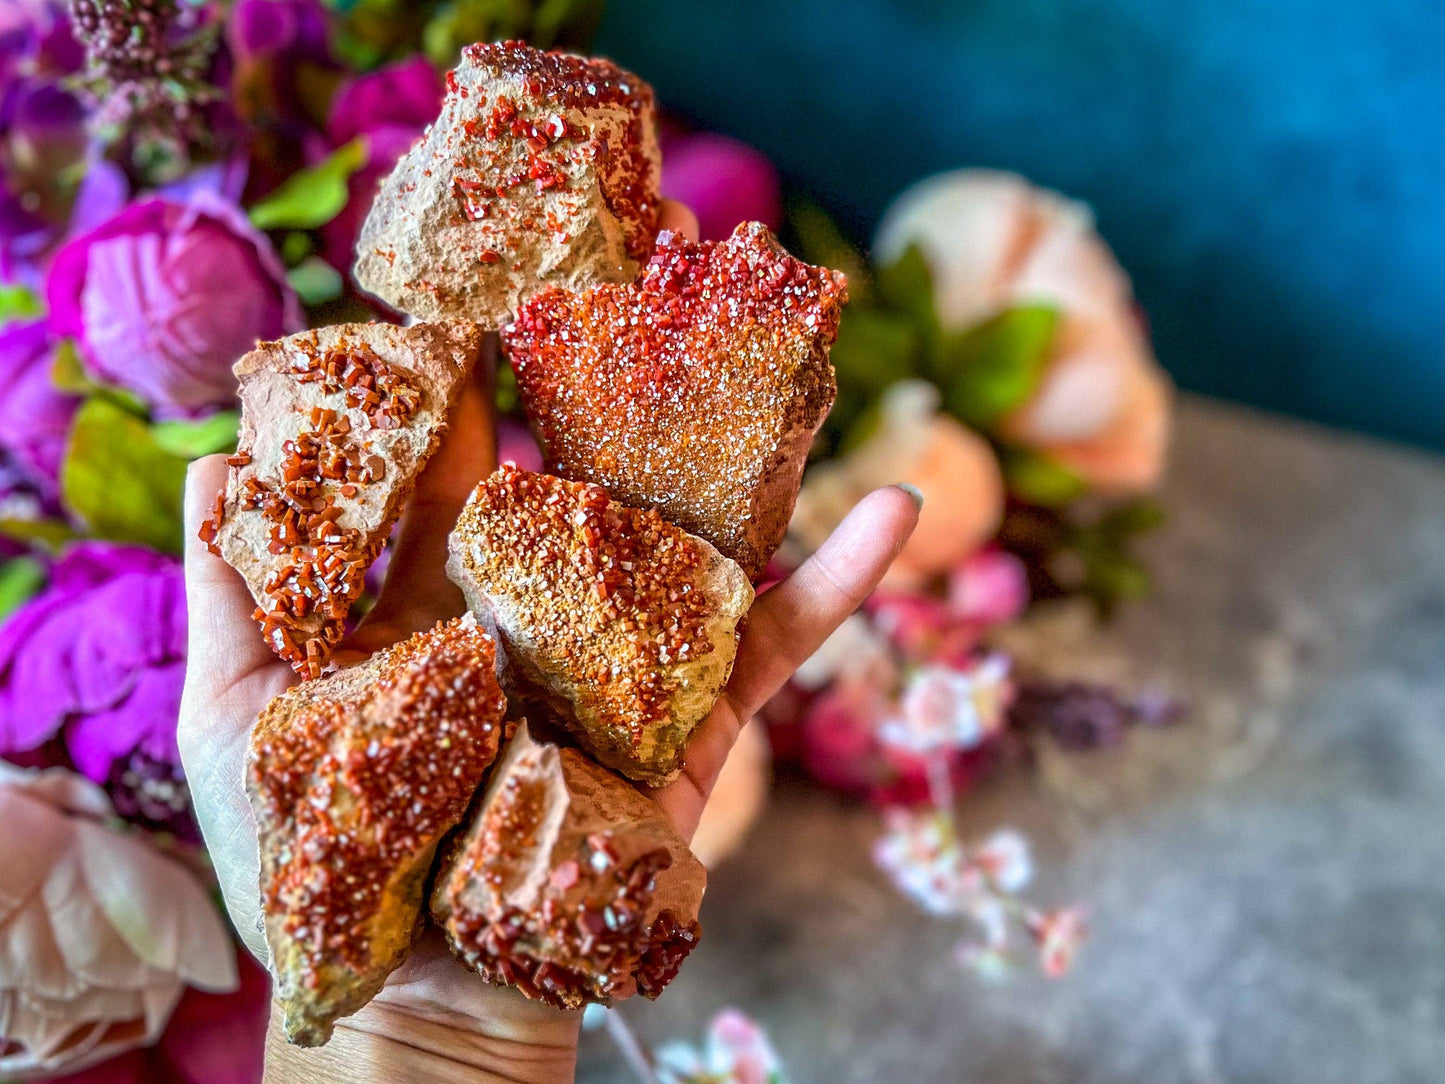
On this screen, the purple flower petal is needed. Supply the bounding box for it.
[661,133,781,241]
[0,543,186,778]
[45,195,302,417]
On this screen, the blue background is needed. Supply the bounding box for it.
[596,1,1445,449]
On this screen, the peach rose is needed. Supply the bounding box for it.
[874,169,1171,494]
[0,764,237,1080]
[791,381,1004,585]
[690,720,771,869]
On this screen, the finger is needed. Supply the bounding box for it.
[659,198,699,242]
[348,361,498,648]
[726,485,920,719]
[181,455,277,699]
[654,485,919,835]
[180,454,291,955]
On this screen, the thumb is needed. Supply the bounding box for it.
[181,454,278,700]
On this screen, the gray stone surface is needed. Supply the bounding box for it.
[578,396,1445,1084]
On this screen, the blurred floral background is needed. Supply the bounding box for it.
[0,2,1191,1080]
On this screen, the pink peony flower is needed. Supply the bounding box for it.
[45,194,302,417]
[791,381,1004,585]
[0,319,78,498]
[322,56,445,271]
[661,131,781,242]
[0,764,236,1080]
[655,1008,789,1084]
[874,170,1171,494]
[797,684,892,797]
[0,544,191,834]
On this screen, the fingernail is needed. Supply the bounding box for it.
[896,483,924,509]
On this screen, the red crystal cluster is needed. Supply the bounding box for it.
[252,617,506,987]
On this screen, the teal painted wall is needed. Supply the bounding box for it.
[597,1,1445,449]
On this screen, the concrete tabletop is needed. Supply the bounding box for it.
[578,396,1445,1084]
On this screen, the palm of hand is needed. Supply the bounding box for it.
[177,224,918,1064]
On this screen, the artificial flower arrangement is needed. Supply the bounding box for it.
[0,1,1175,1079]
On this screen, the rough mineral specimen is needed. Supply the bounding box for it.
[503,221,848,579]
[447,464,753,786]
[432,722,705,1009]
[248,615,508,1046]
[354,40,660,326]
[199,320,481,677]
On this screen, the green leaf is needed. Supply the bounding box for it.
[1098,497,1166,539]
[51,339,93,396]
[0,517,80,551]
[152,410,240,458]
[249,137,369,231]
[287,256,345,305]
[532,0,605,48]
[938,305,1058,430]
[824,307,921,449]
[0,284,41,326]
[495,362,518,415]
[1084,554,1151,617]
[785,197,870,301]
[875,243,937,332]
[280,230,314,266]
[830,307,922,401]
[61,397,190,552]
[0,557,44,618]
[1002,447,1087,507]
[51,340,148,414]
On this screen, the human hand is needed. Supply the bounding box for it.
[177,202,920,1083]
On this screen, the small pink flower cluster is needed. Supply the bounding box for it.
[873,810,1086,980]
[654,1008,790,1084]
[772,548,1027,805]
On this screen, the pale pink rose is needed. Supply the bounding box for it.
[874,170,1171,494]
[0,764,236,1080]
[790,381,1003,584]
[690,720,770,868]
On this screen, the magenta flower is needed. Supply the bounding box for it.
[0,318,78,497]
[796,682,989,806]
[227,0,329,64]
[866,589,981,667]
[0,543,191,831]
[498,415,544,472]
[321,56,444,271]
[45,194,302,416]
[0,0,86,284]
[661,131,781,241]
[947,548,1029,626]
